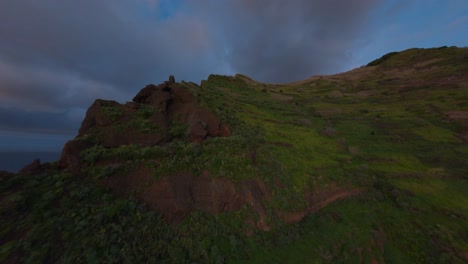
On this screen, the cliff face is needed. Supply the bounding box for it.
[60,76,231,175]
[58,76,255,224]
[59,75,361,227]
[4,47,468,263]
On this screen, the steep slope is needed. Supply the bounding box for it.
[1,46,467,263]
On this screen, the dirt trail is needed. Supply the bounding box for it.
[283,188,363,224]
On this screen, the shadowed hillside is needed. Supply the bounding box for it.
[1,46,467,263]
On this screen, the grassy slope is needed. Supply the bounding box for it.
[1,47,467,263]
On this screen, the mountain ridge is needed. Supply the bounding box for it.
[2,46,467,263]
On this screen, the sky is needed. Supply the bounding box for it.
[0,0,467,157]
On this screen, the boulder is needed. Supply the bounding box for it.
[188,122,208,142]
[196,108,221,137]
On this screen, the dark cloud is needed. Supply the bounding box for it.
[188,0,378,83]
[0,0,378,149]
[0,107,80,135]
[0,0,218,108]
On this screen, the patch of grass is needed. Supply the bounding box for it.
[124,104,163,134]
[412,125,459,143]
[101,105,122,122]
[392,178,468,213]
[169,121,188,139]
[367,51,400,66]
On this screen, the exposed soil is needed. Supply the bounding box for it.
[270,93,293,102]
[446,111,468,120]
[95,160,361,229]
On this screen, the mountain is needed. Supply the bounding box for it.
[1,46,467,263]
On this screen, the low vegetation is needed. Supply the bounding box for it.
[1,47,467,263]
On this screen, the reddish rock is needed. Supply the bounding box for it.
[60,77,233,215]
[98,126,167,147]
[240,179,272,231]
[77,98,170,148]
[125,101,138,110]
[192,173,242,214]
[141,172,244,223]
[133,84,157,103]
[196,108,221,137]
[79,99,121,134]
[149,111,169,130]
[141,173,194,224]
[19,159,43,175]
[99,166,153,196]
[219,124,232,137]
[60,140,93,175]
[156,82,171,92]
[168,75,175,84]
[146,90,172,112]
[76,76,231,148]
[171,86,195,104]
[188,122,208,142]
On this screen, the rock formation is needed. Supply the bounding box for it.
[18,159,53,175]
[57,75,360,228]
[60,76,231,174]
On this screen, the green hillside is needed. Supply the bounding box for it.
[1,46,467,263]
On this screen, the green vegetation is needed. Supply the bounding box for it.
[101,105,123,121]
[246,183,467,264]
[169,120,189,138]
[1,47,467,263]
[123,104,163,134]
[367,51,399,66]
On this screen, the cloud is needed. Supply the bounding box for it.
[187,0,379,83]
[0,107,80,135]
[0,0,379,149]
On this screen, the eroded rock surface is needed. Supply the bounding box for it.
[60,76,231,174]
[95,162,361,230]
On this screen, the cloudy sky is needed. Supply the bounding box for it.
[0,0,467,156]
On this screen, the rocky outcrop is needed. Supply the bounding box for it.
[19,159,53,175]
[97,163,361,229]
[60,76,231,174]
[59,139,94,175]
[77,98,168,148]
[99,167,269,226]
[140,172,243,224]
[76,75,231,146]
[57,75,360,230]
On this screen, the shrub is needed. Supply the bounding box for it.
[170,122,188,138]
[101,106,122,121]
